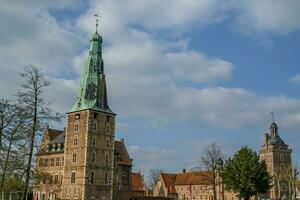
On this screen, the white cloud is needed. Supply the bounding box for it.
[0,1,84,101]
[289,74,300,83]
[233,0,300,34]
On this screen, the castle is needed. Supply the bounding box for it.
[34,24,133,200]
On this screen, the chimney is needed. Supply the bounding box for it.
[182,169,186,173]
[264,133,269,148]
[120,138,124,143]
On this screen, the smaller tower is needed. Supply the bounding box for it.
[260,116,292,200]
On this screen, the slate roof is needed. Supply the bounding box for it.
[49,132,65,144]
[131,172,145,192]
[47,128,64,141]
[115,140,132,166]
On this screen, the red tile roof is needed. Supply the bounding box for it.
[161,173,177,194]
[131,172,145,192]
[175,171,212,185]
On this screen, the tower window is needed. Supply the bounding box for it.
[56,157,60,166]
[75,114,80,120]
[51,158,54,167]
[74,123,79,132]
[92,120,97,132]
[107,124,110,133]
[106,154,109,165]
[71,172,76,184]
[280,163,285,171]
[62,157,64,166]
[280,154,284,162]
[105,173,108,185]
[93,113,98,119]
[92,152,95,163]
[93,137,96,146]
[74,138,78,146]
[106,140,109,148]
[73,153,77,163]
[54,174,59,184]
[91,172,94,184]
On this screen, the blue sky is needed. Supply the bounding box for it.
[1,0,300,176]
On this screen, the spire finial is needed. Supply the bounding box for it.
[271,112,275,123]
[94,12,99,33]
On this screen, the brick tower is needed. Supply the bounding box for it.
[61,23,115,200]
[260,119,292,199]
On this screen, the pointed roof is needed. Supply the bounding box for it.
[69,30,114,114]
[131,172,146,192]
[160,173,177,194]
[114,140,132,166]
[267,121,287,146]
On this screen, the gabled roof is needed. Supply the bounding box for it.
[175,171,212,185]
[161,173,177,194]
[114,140,132,166]
[131,172,145,192]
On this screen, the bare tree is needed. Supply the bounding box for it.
[18,66,59,200]
[146,169,163,190]
[200,142,225,200]
[0,99,18,152]
[0,100,25,189]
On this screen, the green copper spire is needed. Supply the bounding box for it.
[69,30,114,114]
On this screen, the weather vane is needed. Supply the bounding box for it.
[271,112,275,123]
[94,12,99,33]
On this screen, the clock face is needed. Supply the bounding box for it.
[85,83,97,100]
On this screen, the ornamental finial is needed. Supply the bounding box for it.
[271,112,275,123]
[94,12,99,33]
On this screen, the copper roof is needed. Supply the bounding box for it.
[114,140,132,166]
[131,172,145,192]
[175,171,212,185]
[161,173,177,194]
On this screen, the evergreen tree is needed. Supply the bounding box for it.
[222,147,271,200]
